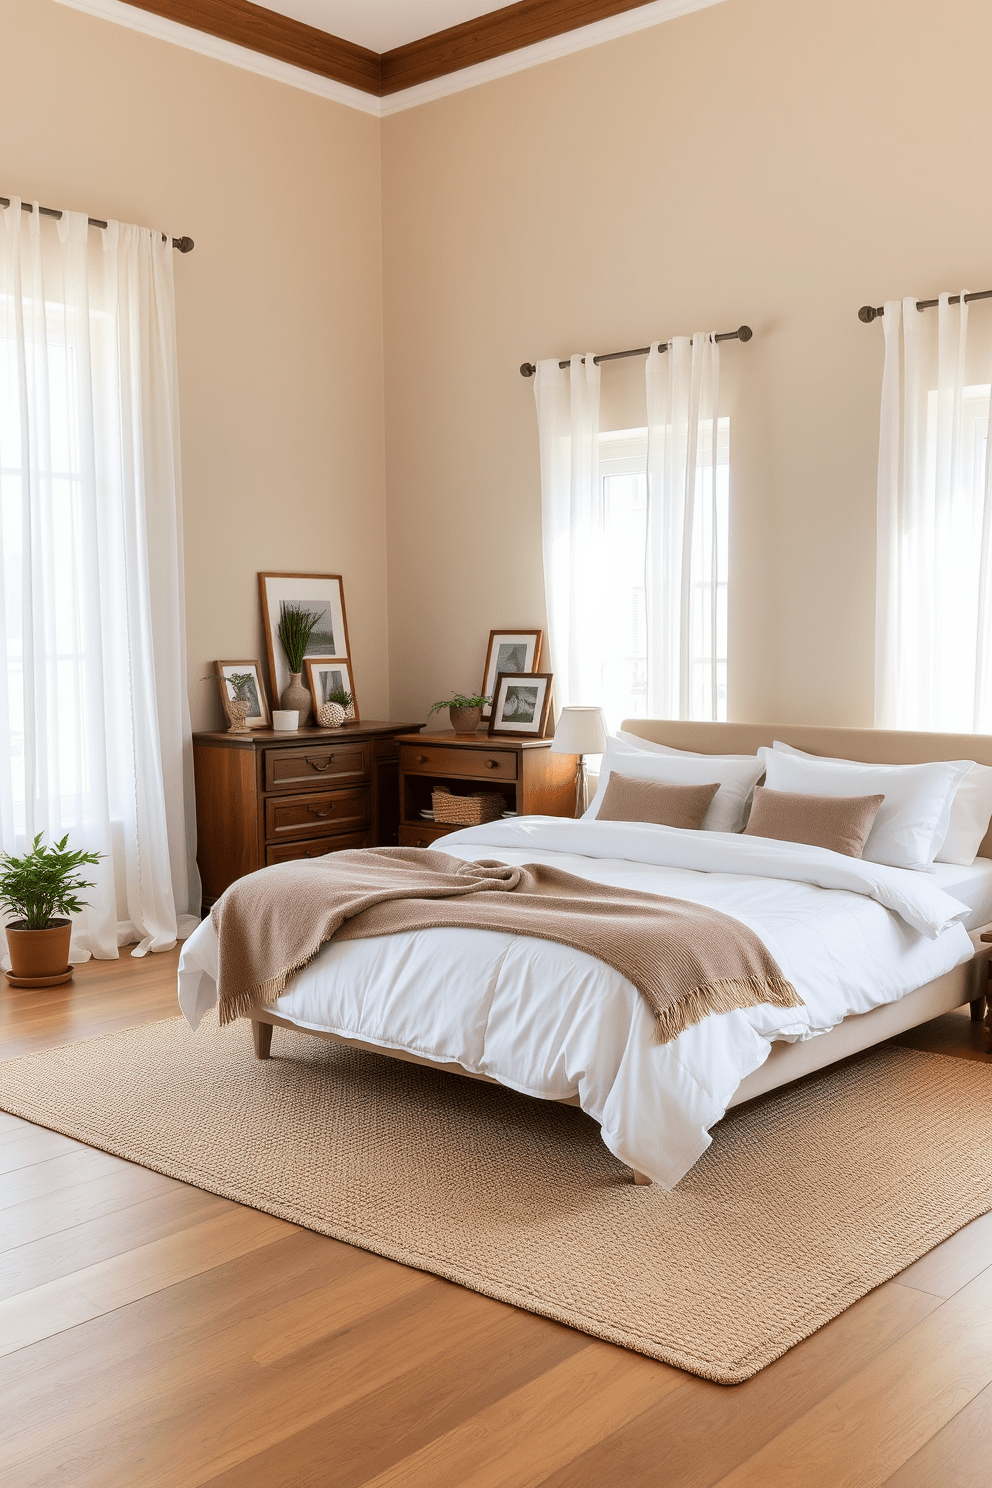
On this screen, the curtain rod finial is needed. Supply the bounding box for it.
[174,236,195,254]
[520,362,536,378]
[737,325,752,342]
[858,304,879,323]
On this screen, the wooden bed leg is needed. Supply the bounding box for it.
[632,1169,652,1187]
[971,994,987,1022]
[252,1020,272,1060]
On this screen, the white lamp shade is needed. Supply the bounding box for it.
[551,706,608,755]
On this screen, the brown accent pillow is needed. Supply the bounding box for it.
[597,773,720,829]
[743,786,885,858]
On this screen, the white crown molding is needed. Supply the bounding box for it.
[53,0,726,117]
[52,0,382,114]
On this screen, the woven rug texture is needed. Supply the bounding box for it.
[2,1017,991,1383]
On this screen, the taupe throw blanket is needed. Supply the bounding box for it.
[211,847,801,1044]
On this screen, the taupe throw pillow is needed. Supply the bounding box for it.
[597,773,720,829]
[743,785,885,858]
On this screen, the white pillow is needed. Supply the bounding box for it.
[760,745,970,871]
[617,730,757,761]
[771,741,992,867]
[585,737,765,833]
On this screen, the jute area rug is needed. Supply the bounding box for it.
[2,1018,992,1384]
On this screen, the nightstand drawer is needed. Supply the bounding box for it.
[265,786,371,841]
[264,742,370,793]
[266,830,372,865]
[399,823,454,848]
[399,744,517,781]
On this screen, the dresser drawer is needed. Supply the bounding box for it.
[266,830,372,865]
[399,743,517,781]
[398,823,454,849]
[265,786,371,841]
[264,742,370,794]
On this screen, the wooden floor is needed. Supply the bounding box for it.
[2,956,992,1486]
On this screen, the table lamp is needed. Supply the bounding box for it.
[551,706,608,816]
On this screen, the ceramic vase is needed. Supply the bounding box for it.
[227,697,252,733]
[449,705,482,734]
[281,672,312,727]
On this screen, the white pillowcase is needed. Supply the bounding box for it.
[585,737,765,833]
[760,745,970,871]
[771,741,992,867]
[615,730,757,761]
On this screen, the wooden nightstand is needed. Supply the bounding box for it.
[396,731,578,848]
[193,719,423,910]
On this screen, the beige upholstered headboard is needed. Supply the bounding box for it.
[620,720,992,860]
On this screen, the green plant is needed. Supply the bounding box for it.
[327,689,353,708]
[429,693,490,714]
[277,605,323,673]
[0,834,102,931]
[226,672,254,702]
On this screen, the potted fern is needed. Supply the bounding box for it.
[276,604,322,727]
[316,688,355,729]
[224,671,255,732]
[429,692,490,735]
[1,834,101,987]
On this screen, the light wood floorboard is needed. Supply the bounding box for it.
[0,950,991,1484]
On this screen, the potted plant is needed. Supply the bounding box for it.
[0,833,101,988]
[429,693,491,735]
[276,604,322,726]
[224,671,255,732]
[316,689,354,729]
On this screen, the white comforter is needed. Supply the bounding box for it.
[178,818,974,1187]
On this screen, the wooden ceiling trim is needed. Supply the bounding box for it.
[120,0,381,94]
[379,0,660,94]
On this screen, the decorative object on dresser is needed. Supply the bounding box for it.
[0,834,101,988]
[429,692,491,735]
[396,730,577,848]
[192,720,424,910]
[275,603,323,726]
[488,672,554,738]
[552,706,609,815]
[305,657,358,726]
[480,630,543,718]
[259,573,352,727]
[214,661,270,732]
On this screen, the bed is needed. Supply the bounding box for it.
[178,720,992,1189]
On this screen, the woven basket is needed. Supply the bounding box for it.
[431,788,506,826]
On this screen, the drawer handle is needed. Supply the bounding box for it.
[307,756,333,771]
[307,804,333,818]
[484,759,499,769]
[417,838,428,847]
[414,754,428,764]
[304,849,324,858]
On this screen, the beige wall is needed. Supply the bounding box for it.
[3,0,389,732]
[382,0,992,729]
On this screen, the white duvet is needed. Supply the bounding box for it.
[178,818,975,1188]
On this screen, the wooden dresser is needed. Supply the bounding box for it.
[396,731,578,847]
[193,720,423,909]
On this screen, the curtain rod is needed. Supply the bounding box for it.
[519,325,752,378]
[858,290,992,323]
[0,197,194,253]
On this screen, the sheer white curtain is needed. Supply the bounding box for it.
[875,294,992,731]
[645,333,724,720]
[535,353,604,708]
[0,199,199,960]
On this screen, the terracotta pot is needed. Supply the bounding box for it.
[227,697,252,733]
[5,918,73,984]
[449,705,482,735]
[281,672,312,727]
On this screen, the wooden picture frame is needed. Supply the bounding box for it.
[214,660,270,729]
[304,658,360,724]
[259,573,351,708]
[480,630,543,718]
[488,672,554,738]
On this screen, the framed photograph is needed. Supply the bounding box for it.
[488,672,554,738]
[480,630,543,718]
[214,660,270,729]
[304,658,360,724]
[259,573,351,706]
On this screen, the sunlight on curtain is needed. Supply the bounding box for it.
[0,200,199,960]
[876,294,992,731]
